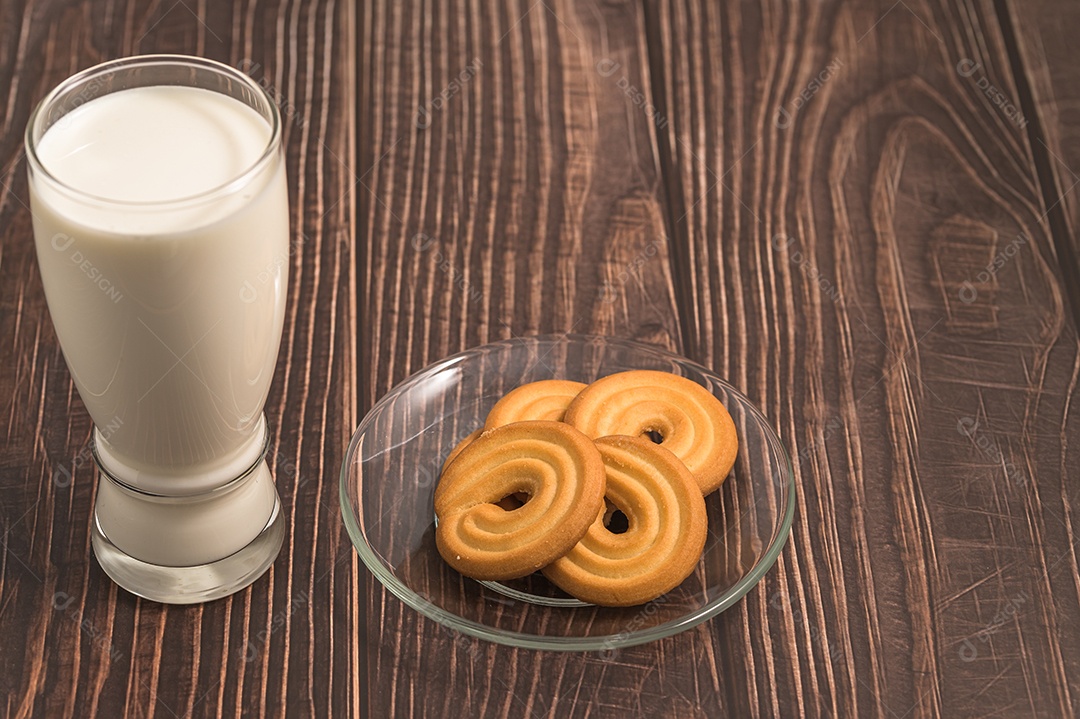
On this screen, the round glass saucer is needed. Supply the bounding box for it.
[340,334,794,651]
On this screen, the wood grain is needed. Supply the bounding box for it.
[1002,0,1080,322]
[647,0,1080,716]
[0,0,357,716]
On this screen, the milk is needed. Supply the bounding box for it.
[31,85,289,561]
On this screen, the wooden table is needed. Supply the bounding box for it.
[3,1,1079,716]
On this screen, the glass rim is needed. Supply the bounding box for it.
[338,333,797,651]
[24,54,283,210]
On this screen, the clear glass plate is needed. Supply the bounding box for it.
[340,334,795,651]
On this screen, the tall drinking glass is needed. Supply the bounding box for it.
[26,55,289,603]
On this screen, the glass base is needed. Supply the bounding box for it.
[91,493,284,604]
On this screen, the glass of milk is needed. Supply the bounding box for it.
[26,56,290,603]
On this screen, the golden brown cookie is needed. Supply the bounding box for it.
[434,420,606,580]
[542,435,707,606]
[484,379,587,428]
[564,370,737,494]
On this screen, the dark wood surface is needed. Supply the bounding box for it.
[1,1,1078,717]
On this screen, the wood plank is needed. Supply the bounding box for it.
[355,0,710,716]
[648,0,1080,715]
[5,0,1080,715]
[0,0,357,716]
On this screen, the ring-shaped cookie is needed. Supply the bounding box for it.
[564,370,737,494]
[542,435,707,606]
[484,379,587,428]
[434,421,606,580]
